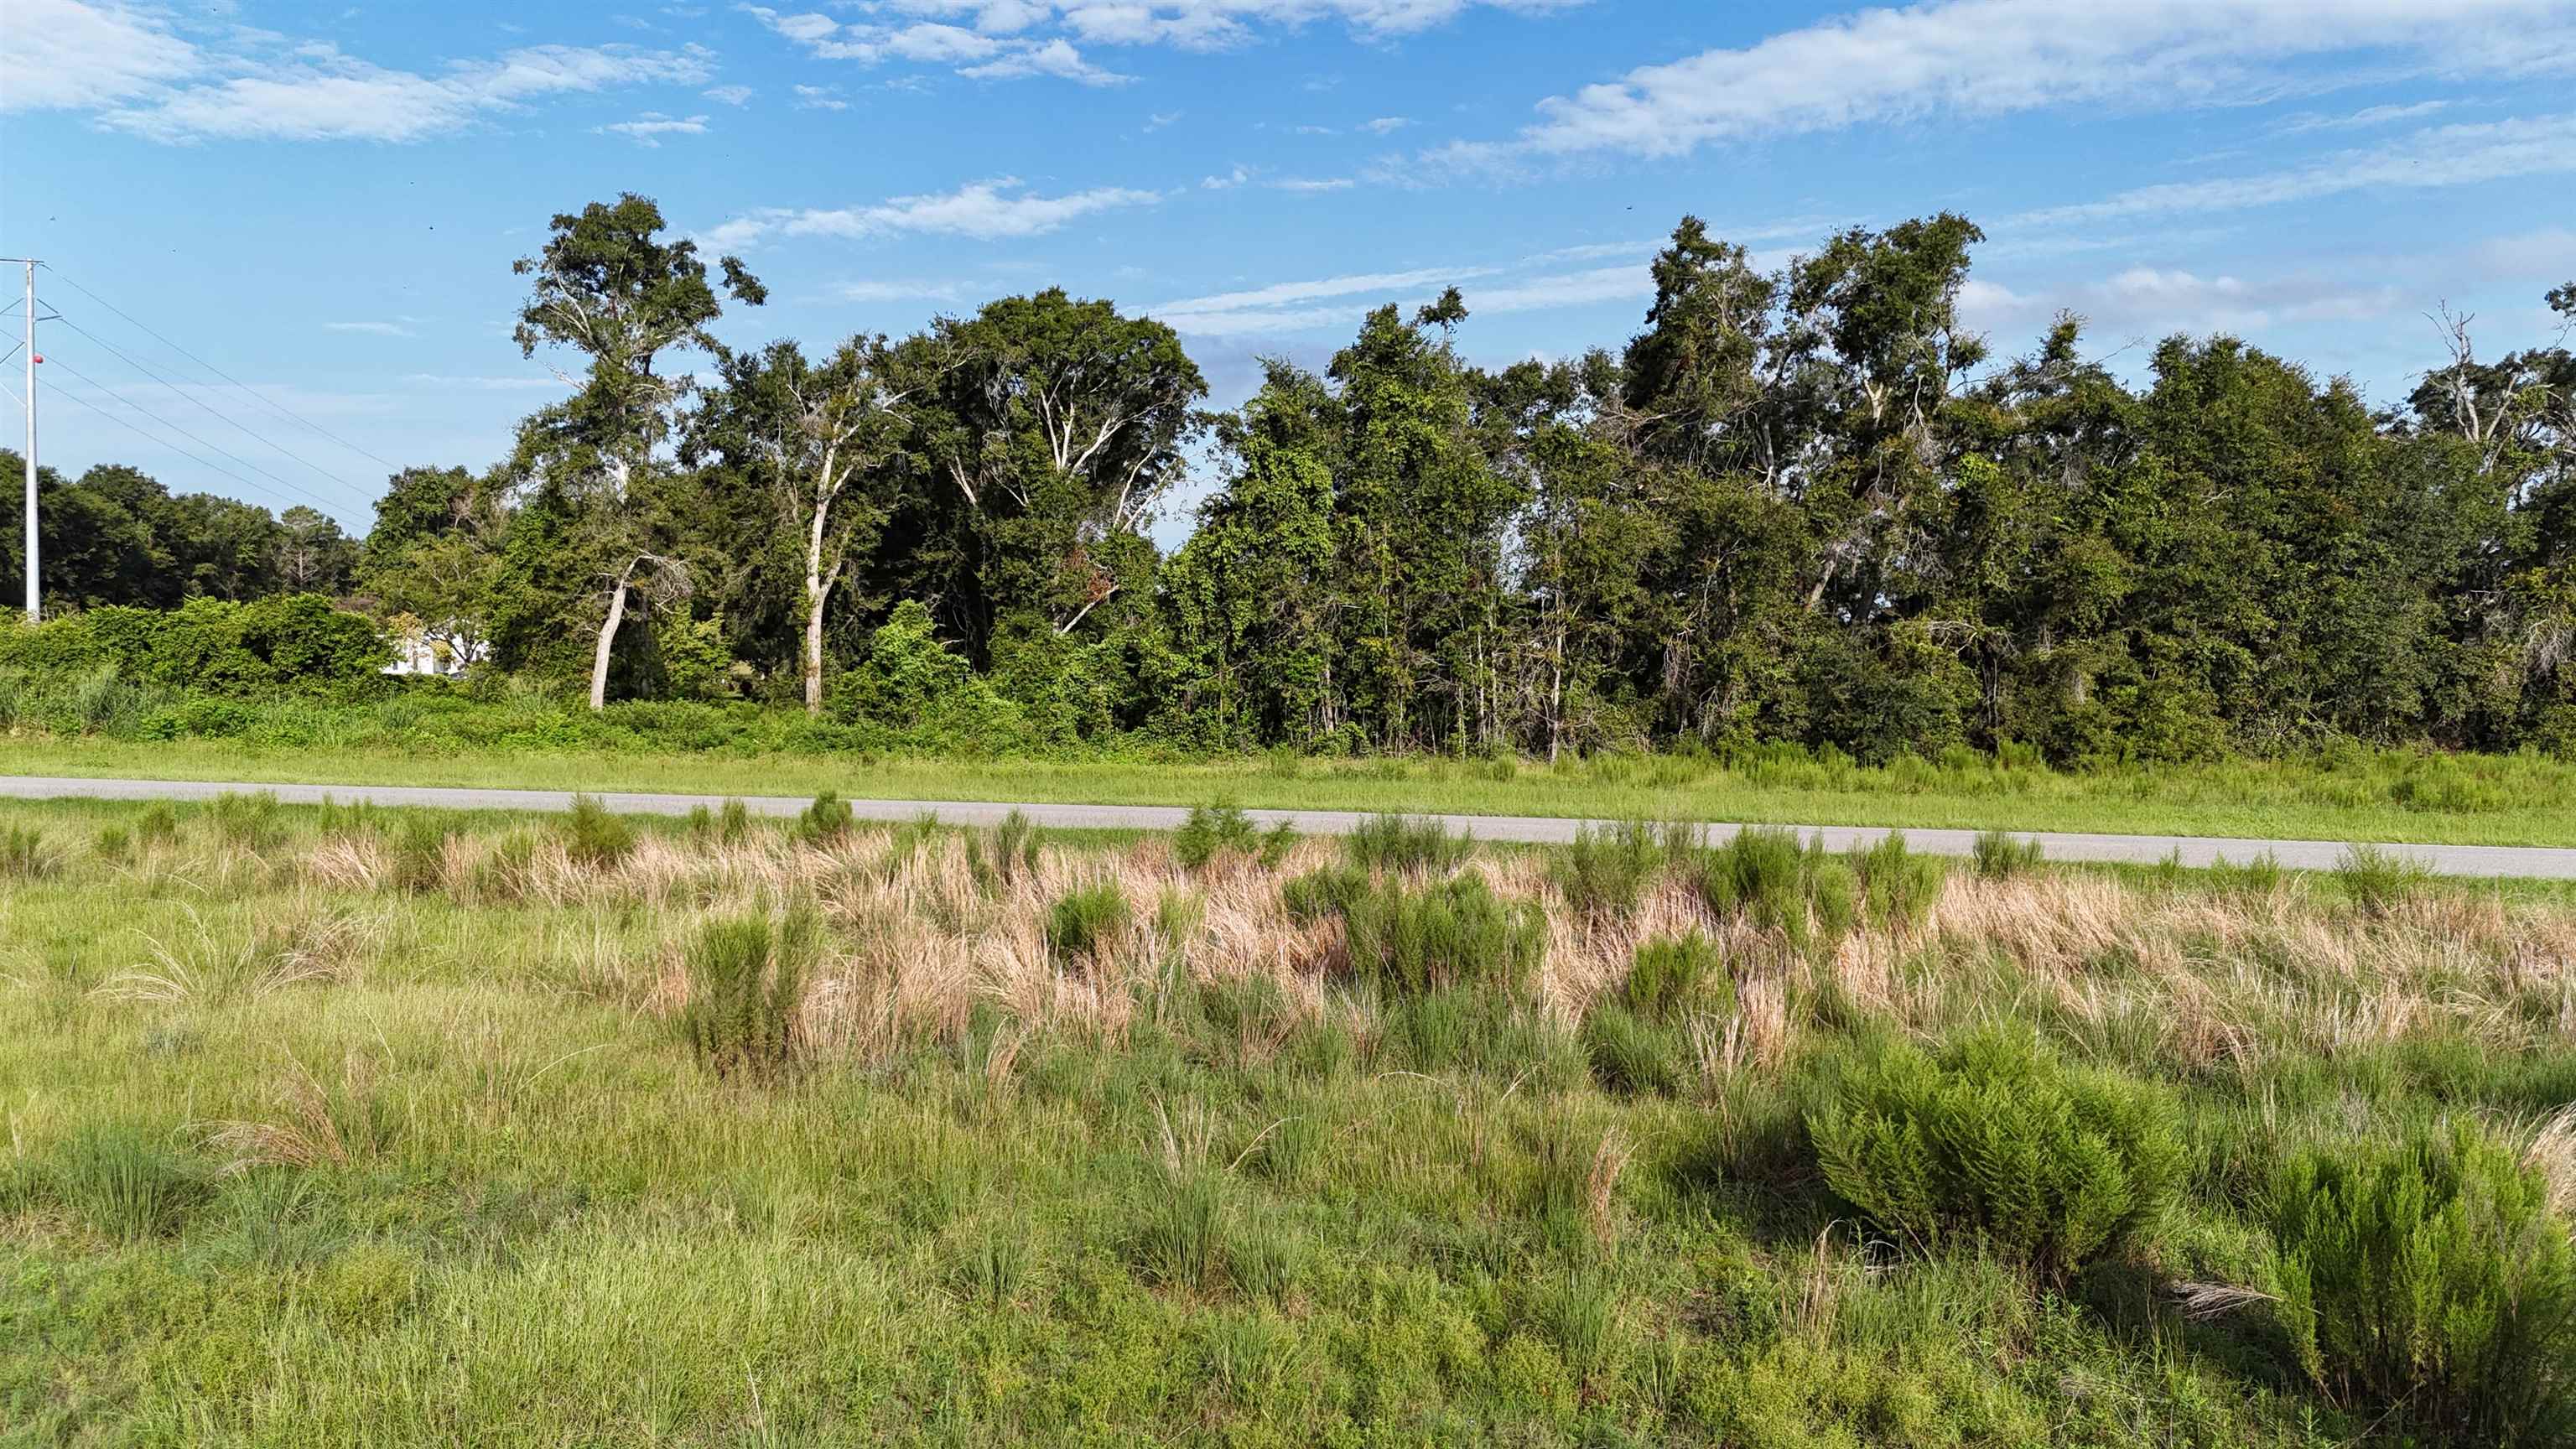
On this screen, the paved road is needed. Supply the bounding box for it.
[2,774,2568,879]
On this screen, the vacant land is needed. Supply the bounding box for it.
[7,736,2574,847]
[4,797,2573,1446]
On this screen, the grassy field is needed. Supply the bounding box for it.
[5,795,2573,1446]
[6,735,2576,846]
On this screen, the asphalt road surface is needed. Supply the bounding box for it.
[3,774,2570,880]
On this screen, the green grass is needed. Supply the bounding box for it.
[6,735,2575,845]
[5,799,2574,1445]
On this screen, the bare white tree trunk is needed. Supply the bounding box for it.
[589,564,635,712]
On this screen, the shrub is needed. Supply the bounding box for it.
[1130,1171,1226,1293]
[387,816,449,896]
[1583,1003,1686,1095]
[134,802,179,849]
[1807,1026,2185,1285]
[1693,826,1807,932]
[559,794,634,869]
[1257,821,1297,870]
[315,798,382,839]
[94,824,132,863]
[2271,1122,2576,1446]
[1971,829,2044,880]
[1281,865,1369,925]
[717,797,752,844]
[1046,884,1132,964]
[1553,820,1665,918]
[2336,842,2430,915]
[675,902,819,1083]
[1174,802,1259,870]
[795,791,856,847]
[2,823,57,880]
[1338,873,1545,997]
[1345,813,1472,874]
[1623,932,1728,1022]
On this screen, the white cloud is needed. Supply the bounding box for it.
[1144,109,1182,130]
[2018,112,2576,225]
[1202,165,1254,189]
[598,112,710,145]
[1270,176,1355,192]
[832,278,975,302]
[708,177,1161,247]
[1958,266,2407,342]
[1362,115,1412,133]
[402,372,575,391]
[82,23,712,143]
[1455,0,2576,164]
[1468,264,1651,314]
[703,83,756,104]
[2,0,198,112]
[959,38,1130,85]
[2271,98,2452,133]
[792,83,849,109]
[325,320,415,337]
[1148,264,1498,335]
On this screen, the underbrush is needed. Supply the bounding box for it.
[3,796,2573,1445]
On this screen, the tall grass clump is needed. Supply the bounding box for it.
[1345,813,1472,875]
[1971,829,2044,880]
[1852,832,1946,932]
[2,822,58,880]
[1552,819,1665,918]
[1173,803,1259,870]
[37,1124,214,1242]
[1807,1026,2185,1285]
[2336,842,2432,915]
[1338,873,1545,996]
[387,815,449,896]
[2271,1122,2576,1445]
[208,792,287,852]
[967,808,1039,891]
[559,793,634,869]
[1046,883,1132,965]
[1690,826,1864,948]
[1620,932,1728,1021]
[134,801,179,849]
[675,901,819,1083]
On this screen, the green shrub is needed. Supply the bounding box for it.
[1280,865,1369,925]
[1583,1002,1686,1095]
[2271,1122,2576,1446]
[1693,826,1805,929]
[1174,802,1259,870]
[2,823,57,879]
[1130,1171,1226,1293]
[1971,830,2044,880]
[1553,820,1665,918]
[94,824,132,864]
[1257,821,1297,870]
[1338,872,1545,997]
[718,797,753,844]
[1852,833,1946,932]
[1345,813,1472,874]
[2336,842,2430,915]
[1046,884,1132,964]
[675,902,819,1083]
[315,798,382,839]
[795,791,856,847]
[1623,932,1728,1021]
[559,794,634,869]
[1807,1026,2184,1285]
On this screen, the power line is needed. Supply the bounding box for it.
[51,312,371,505]
[40,265,401,471]
[42,354,350,516]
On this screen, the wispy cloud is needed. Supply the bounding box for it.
[704,177,1162,248]
[325,319,415,337]
[597,112,710,145]
[703,83,756,105]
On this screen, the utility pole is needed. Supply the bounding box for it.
[4,257,34,622]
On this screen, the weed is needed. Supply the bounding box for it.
[1622,932,1727,1021]
[1553,820,1665,918]
[718,797,753,844]
[133,801,179,848]
[208,792,288,852]
[387,816,449,896]
[675,901,819,1082]
[967,809,1039,892]
[1046,884,1132,965]
[1971,829,2045,880]
[1808,1025,2184,1285]
[2338,842,2431,915]
[3,822,59,879]
[1339,873,1546,996]
[40,1124,214,1242]
[559,794,634,869]
[1852,832,1945,932]
[1345,813,1472,874]
[1174,803,1260,870]
[2272,1121,2576,1445]
[94,823,132,864]
[796,791,856,847]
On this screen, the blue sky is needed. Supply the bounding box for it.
[5,0,2573,539]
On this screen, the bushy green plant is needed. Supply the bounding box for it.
[2,822,57,879]
[1256,821,1297,870]
[41,1124,214,1242]
[314,797,382,839]
[795,791,855,847]
[133,802,179,849]
[1345,813,1472,875]
[387,816,449,896]
[2270,1122,2576,1446]
[1280,865,1369,925]
[1852,833,1945,932]
[2336,842,2430,915]
[1046,883,1131,964]
[675,902,819,1082]
[1583,1002,1686,1095]
[1971,829,2044,880]
[559,793,634,869]
[94,823,132,864]
[1690,826,1863,947]
[1173,802,1260,870]
[1622,932,1728,1021]
[1807,1026,2184,1284]
[1553,819,1665,918]
[1337,872,1545,996]
[207,791,287,852]
[717,797,753,844]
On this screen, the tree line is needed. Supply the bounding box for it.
[8,195,2571,763]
